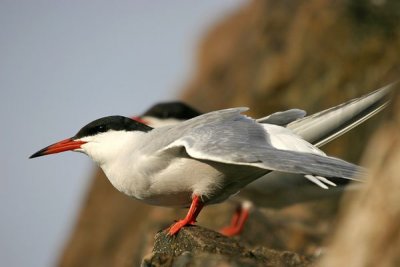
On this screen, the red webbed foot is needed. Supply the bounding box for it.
[219,203,250,236]
[167,195,204,235]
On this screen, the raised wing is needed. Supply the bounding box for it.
[288,82,397,147]
[160,108,362,180]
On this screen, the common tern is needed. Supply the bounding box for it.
[132,83,394,235]
[30,100,363,235]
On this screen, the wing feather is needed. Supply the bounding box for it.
[257,109,306,126]
[160,108,363,180]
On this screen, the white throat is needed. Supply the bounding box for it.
[79,130,146,166]
[142,116,182,127]
[79,130,152,197]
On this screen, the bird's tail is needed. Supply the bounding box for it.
[287,82,398,147]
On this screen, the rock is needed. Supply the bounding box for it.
[142,226,311,267]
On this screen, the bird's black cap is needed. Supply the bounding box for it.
[74,115,153,139]
[142,101,201,120]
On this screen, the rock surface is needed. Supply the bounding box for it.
[142,226,311,267]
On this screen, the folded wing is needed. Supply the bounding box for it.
[161,108,363,180]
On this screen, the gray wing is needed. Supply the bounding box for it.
[257,109,306,126]
[288,82,397,147]
[160,108,362,180]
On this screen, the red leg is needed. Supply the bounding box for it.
[168,195,204,235]
[219,205,241,233]
[219,206,250,236]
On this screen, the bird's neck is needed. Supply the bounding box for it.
[87,130,152,198]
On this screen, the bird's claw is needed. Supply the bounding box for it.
[219,225,241,236]
[167,219,196,235]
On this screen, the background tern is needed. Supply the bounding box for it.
[132,82,394,235]
[30,95,365,235]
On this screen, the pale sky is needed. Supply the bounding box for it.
[0,1,246,266]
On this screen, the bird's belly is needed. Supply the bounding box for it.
[141,157,268,207]
[142,157,224,206]
[104,156,267,208]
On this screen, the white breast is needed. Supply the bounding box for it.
[100,149,227,207]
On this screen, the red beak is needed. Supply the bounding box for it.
[29,138,86,159]
[132,116,149,125]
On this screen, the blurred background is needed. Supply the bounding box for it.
[0,1,245,266]
[2,0,400,266]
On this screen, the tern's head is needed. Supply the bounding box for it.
[30,116,152,164]
[134,101,201,127]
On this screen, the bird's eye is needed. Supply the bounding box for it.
[95,125,107,133]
